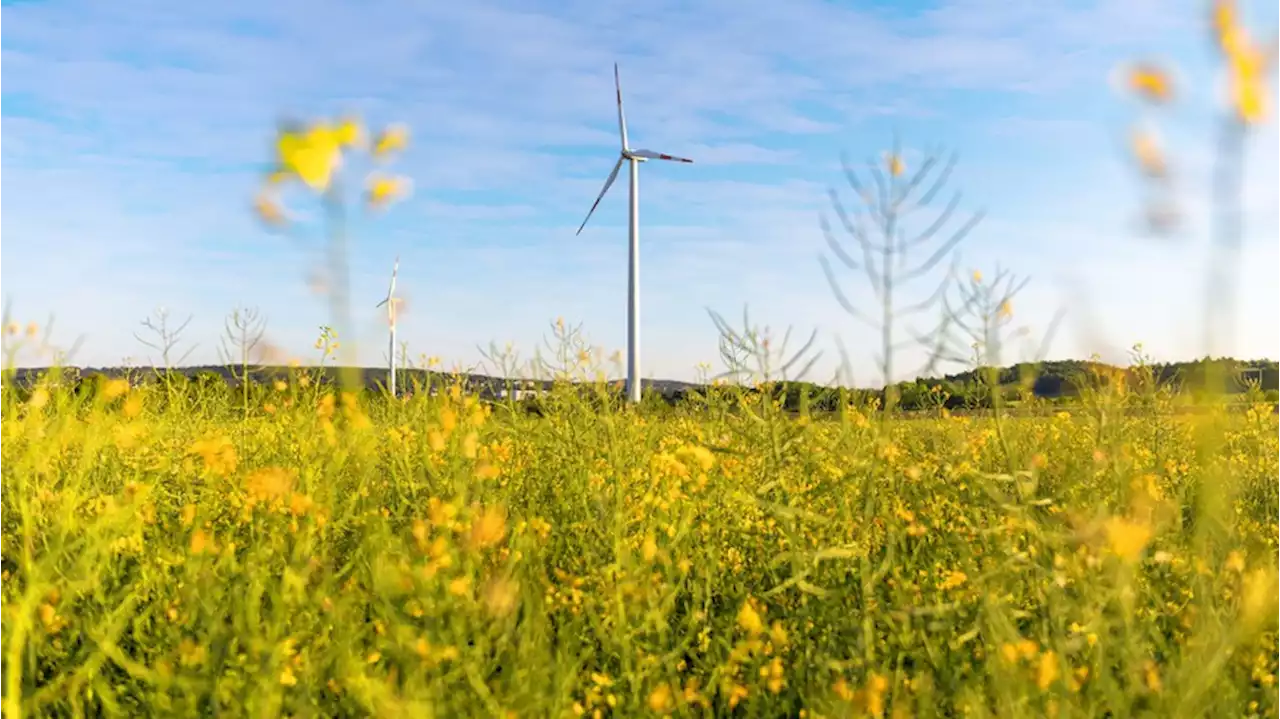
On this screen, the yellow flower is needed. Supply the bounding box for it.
[366,174,411,209]
[1227,43,1268,124]
[1225,550,1246,573]
[1211,0,1272,124]
[641,534,658,563]
[1127,63,1173,103]
[482,576,519,617]
[190,529,215,555]
[1142,660,1162,693]
[866,673,889,717]
[372,123,410,157]
[102,378,130,401]
[279,666,298,687]
[645,680,675,711]
[122,394,144,419]
[335,115,365,148]
[971,269,983,284]
[737,597,765,635]
[27,387,50,409]
[276,122,344,192]
[1212,0,1243,55]
[447,576,472,597]
[1000,643,1019,664]
[885,153,904,177]
[1036,651,1060,690]
[253,190,288,227]
[997,300,1013,319]
[245,467,296,504]
[1240,566,1278,628]
[647,683,674,714]
[1104,516,1152,561]
[939,570,968,591]
[468,505,508,551]
[1130,126,1167,178]
[189,435,238,476]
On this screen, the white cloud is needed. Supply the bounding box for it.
[3,0,1276,383]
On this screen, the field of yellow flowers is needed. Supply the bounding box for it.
[2,370,1277,718]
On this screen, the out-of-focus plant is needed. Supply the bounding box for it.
[218,306,268,418]
[819,138,983,414]
[1116,0,1276,360]
[251,117,412,393]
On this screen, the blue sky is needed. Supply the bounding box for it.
[2,0,1277,385]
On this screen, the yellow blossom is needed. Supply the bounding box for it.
[641,534,659,563]
[372,123,410,157]
[1130,126,1167,178]
[1143,660,1162,693]
[737,597,765,635]
[1227,42,1268,123]
[939,570,968,591]
[468,505,507,551]
[335,115,365,148]
[1104,516,1152,561]
[102,378,130,401]
[886,153,904,177]
[646,683,674,714]
[366,174,411,209]
[1225,550,1246,573]
[253,189,287,227]
[1127,63,1173,103]
[1036,651,1060,690]
[245,466,296,504]
[275,122,344,192]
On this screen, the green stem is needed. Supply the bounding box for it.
[325,183,358,396]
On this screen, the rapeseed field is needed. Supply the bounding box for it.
[2,362,1276,717]
[3,3,1277,715]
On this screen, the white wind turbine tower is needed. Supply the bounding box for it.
[375,256,401,397]
[576,63,694,404]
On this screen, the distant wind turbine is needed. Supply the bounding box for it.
[576,63,694,404]
[375,256,401,397]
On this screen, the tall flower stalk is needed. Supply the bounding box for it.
[252,118,412,394]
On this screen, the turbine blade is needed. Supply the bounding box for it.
[614,63,629,151]
[388,256,399,297]
[376,298,389,308]
[576,156,625,236]
[631,149,693,163]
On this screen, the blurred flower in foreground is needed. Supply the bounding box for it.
[1130,126,1168,179]
[884,152,904,178]
[253,187,288,228]
[251,115,411,230]
[1127,63,1174,104]
[1211,0,1275,124]
[366,173,413,210]
[1113,56,1182,235]
[276,121,348,192]
[373,123,410,158]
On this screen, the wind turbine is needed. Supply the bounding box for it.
[375,256,401,397]
[576,63,693,404]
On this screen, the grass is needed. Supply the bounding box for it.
[2,11,1276,713]
[2,361,1277,718]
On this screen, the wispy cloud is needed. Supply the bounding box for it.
[3,0,1276,382]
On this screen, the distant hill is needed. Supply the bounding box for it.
[6,357,1276,409]
[3,364,704,401]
